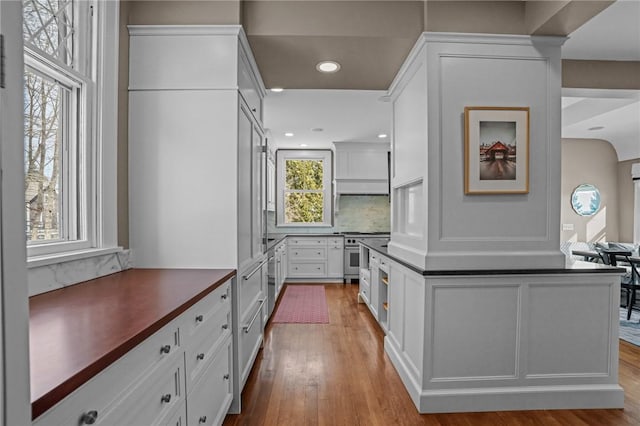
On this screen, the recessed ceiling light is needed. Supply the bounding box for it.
[311,128,324,132]
[300,144,308,147]
[285,132,294,137]
[271,87,284,92]
[316,61,341,73]
[588,126,605,131]
[378,133,388,138]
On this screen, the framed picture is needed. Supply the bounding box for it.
[464,106,530,194]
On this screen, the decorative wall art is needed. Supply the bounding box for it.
[464,106,530,194]
[571,183,601,216]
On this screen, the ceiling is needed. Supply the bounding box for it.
[258,0,639,160]
[560,0,640,161]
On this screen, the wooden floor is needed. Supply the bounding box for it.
[223,284,640,426]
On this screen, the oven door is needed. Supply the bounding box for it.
[344,246,360,277]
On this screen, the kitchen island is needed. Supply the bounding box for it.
[30,268,235,424]
[359,239,626,413]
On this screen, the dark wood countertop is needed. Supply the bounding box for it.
[30,268,236,420]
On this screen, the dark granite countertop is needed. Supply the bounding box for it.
[358,239,626,276]
[266,233,345,251]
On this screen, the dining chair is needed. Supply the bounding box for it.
[614,254,640,321]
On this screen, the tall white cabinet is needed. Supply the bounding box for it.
[128,25,267,416]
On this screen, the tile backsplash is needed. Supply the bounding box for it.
[268,194,390,234]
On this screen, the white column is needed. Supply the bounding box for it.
[633,163,640,245]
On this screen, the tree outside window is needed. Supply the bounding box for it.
[277,150,333,226]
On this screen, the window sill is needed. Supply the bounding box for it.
[27,247,123,269]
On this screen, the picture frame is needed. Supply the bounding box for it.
[464,106,530,194]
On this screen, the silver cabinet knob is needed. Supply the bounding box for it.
[80,410,98,425]
[222,324,229,330]
[197,353,205,360]
[160,345,171,354]
[221,293,228,300]
[317,252,321,255]
[199,416,207,424]
[195,314,204,322]
[161,394,171,403]
[223,374,230,380]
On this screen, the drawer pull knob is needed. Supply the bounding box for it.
[160,345,171,354]
[197,353,205,360]
[161,394,171,403]
[199,416,207,424]
[195,315,204,322]
[317,252,321,255]
[221,293,228,300]
[223,374,230,380]
[80,410,98,425]
[222,324,229,330]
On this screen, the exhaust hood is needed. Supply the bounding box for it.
[333,141,390,195]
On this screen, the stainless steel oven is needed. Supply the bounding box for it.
[343,233,389,283]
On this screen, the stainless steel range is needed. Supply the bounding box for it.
[342,232,390,283]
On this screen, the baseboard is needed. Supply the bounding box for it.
[384,338,624,414]
[416,384,624,413]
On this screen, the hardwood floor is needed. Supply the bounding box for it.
[223,284,640,426]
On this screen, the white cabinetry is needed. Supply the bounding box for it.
[287,236,343,280]
[128,25,266,415]
[33,282,233,426]
[327,237,344,278]
[333,142,389,195]
[274,240,287,299]
[266,149,276,212]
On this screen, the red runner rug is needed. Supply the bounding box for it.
[272,285,329,324]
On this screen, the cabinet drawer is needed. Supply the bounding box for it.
[185,307,231,391]
[328,238,344,247]
[96,355,184,426]
[289,262,327,277]
[239,299,264,388]
[183,280,231,342]
[239,262,264,318]
[360,280,370,304]
[288,237,327,246]
[289,247,327,260]
[187,336,233,426]
[162,401,186,426]
[34,321,181,426]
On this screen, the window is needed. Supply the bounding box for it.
[276,150,333,226]
[22,0,119,259]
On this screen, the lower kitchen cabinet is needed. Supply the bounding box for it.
[33,279,234,426]
[186,336,233,426]
[287,236,344,280]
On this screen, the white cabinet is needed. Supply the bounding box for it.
[287,236,343,280]
[327,237,344,279]
[236,260,267,391]
[357,246,391,331]
[333,141,390,195]
[274,240,287,300]
[266,150,276,212]
[33,281,233,426]
[128,25,267,415]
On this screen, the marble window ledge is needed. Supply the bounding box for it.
[28,248,133,297]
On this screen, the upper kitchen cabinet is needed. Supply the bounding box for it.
[333,142,390,195]
[128,25,263,126]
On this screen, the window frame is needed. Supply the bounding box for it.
[24,0,119,263]
[276,149,333,227]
